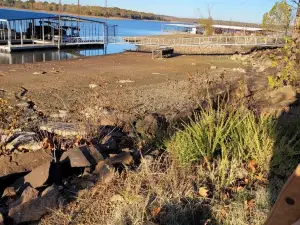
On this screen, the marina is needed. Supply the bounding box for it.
[0,8,112,52]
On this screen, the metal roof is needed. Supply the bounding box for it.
[0,8,106,24]
[165,23,198,28]
[212,25,263,31]
[0,8,58,21]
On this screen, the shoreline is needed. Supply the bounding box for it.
[0,6,173,23]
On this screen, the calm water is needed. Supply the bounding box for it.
[0,12,171,64]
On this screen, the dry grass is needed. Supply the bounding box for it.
[41,98,300,225]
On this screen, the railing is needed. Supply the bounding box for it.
[108,36,287,47]
[61,36,105,44]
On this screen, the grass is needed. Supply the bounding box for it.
[41,99,300,225]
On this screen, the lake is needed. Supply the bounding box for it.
[0,14,171,64]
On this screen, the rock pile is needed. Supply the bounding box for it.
[230,50,274,72]
[0,121,140,224]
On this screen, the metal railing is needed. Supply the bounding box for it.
[108,36,287,47]
[61,36,105,44]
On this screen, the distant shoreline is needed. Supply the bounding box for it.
[0,6,173,23]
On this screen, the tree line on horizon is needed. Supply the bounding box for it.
[0,0,166,21]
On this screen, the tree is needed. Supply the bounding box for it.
[199,4,214,36]
[292,0,300,41]
[262,0,293,36]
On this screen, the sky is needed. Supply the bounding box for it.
[61,0,280,24]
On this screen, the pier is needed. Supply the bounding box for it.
[0,8,108,52]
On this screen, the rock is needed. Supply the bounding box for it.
[135,113,167,137]
[5,132,41,151]
[60,148,91,168]
[8,185,59,224]
[71,177,95,189]
[210,66,217,69]
[2,187,17,198]
[101,136,117,151]
[0,150,52,178]
[16,101,30,109]
[9,186,39,209]
[107,152,133,166]
[93,162,115,184]
[21,162,51,189]
[60,145,104,167]
[40,122,87,137]
[89,83,98,89]
[256,86,297,115]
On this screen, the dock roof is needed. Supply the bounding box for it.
[0,8,58,21]
[0,8,106,23]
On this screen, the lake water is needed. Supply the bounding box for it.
[0,13,171,64]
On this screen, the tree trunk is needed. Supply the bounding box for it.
[293,1,300,43]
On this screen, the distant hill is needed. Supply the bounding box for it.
[0,0,261,27]
[163,16,261,28]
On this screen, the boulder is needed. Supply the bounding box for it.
[8,185,59,224]
[135,113,167,137]
[9,186,39,209]
[60,145,104,167]
[0,150,52,178]
[19,162,51,189]
[93,162,115,184]
[40,122,87,137]
[5,132,41,151]
[60,148,91,168]
[107,152,133,166]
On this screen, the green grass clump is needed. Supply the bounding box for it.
[167,103,275,168]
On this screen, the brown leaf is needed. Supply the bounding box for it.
[199,187,209,197]
[244,199,255,210]
[248,160,256,173]
[256,173,267,183]
[152,207,161,217]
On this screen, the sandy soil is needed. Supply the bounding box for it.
[0,52,244,122]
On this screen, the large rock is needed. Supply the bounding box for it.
[0,150,52,178]
[5,132,42,151]
[60,145,104,167]
[255,86,297,115]
[93,162,115,184]
[8,185,59,224]
[106,152,133,166]
[18,162,52,189]
[9,186,39,209]
[135,113,167,137]
[40,122,87,137]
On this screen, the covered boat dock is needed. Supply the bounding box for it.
[0,8,108,52]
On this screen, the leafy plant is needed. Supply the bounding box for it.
[268,37,298,88]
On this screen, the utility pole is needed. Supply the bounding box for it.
[77,0,80,34]
[105,0,108,43]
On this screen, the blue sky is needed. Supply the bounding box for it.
[62,0,279,23]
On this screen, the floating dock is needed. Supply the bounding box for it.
[0,8,109,52]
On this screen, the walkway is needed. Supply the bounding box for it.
[108,36,286,47]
